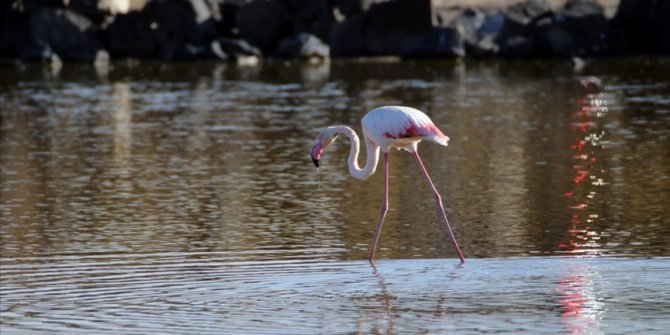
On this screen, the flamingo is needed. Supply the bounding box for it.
[310,106,465,263]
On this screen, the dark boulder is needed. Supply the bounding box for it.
[364,0,432,55]
[494,0,613,58]
[546,0,610,57]
[400,27,464,58]
[104,0,217,60]
[537,24,574,56]
[0,5,30,60]
[13,0,65,11]
[500,0,551,37]
[142,0,201,60]
[329,13,366,57]
[188,0,222,50]
[333,0,376,18]
[236,0,291,54]
[284,0,334,42]
[612,0,670,54]
[501,35,536,58]
[276,32,329,60]
[104,11,157,59]
[330,0,434,57]
[496,0,551,57]
[21,8,102,62]
[217,2,241,37]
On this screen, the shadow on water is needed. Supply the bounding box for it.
[1,58,670,333]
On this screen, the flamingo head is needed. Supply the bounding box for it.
[310,127,340,167]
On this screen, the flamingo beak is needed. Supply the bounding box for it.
[310,142,323,167]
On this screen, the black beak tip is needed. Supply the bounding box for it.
[312,158,319,167]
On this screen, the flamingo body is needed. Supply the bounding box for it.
[310,106,464,263]
[362,106,449,152]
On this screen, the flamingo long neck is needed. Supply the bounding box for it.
[336,126,380,180]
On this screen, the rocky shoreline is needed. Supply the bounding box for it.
[0,0,668,65]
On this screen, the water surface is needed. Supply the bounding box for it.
[2,256,669,334]
[1,59,669,333]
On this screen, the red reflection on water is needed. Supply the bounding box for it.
[558,79,608,256]
[555,270,602,334]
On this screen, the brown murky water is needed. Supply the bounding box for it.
[1,59,669,333]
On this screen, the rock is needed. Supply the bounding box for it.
[210,37,261,65]
[500,0,551,37]
[510,0,612,58]
[495,0,554,58]
[21,8,102,62]
[104,0,216,60]
[276,32,329,60]
[329,14,366,57]
[67,0,107,21]
[440,8,506,57]
[188,0,221,44]
[93,49,110,76]
[333,0,376,18]
[213,37,262,58]
[142,0,200,60]
[67,0,130,22]
[0,5,30,60]
[104,11,157,59]
[13,0,66,11]
[364,0,432,55]
[612,0,670,54]
[561,0,604,17]
[285,0,334,42]
[236,0,290,54]
[330,0,433,57]
[495,0,550,57]
[469,11,504,56]
[400,27,464,58]
[554,0,610,57]
[217,2,240,36]
[48,50,63,71]
[501,35,536,58]
[449,8,486,46]
[285,0,328,20]
[448,7,501,57]
[193,0,220,22]
[571,56,586,72]
[7,0,667,62]
[107,0,132,14]
[93,48,110,66]
[539,25,574,56]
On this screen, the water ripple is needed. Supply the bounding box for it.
[2,256,669,334]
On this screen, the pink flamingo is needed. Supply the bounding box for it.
[310,106,465,263]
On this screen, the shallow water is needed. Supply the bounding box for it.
[1,59,670,333]
[2,256,669,334]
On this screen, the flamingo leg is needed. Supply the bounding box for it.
[412,151,465,263]
[369,152,389,262]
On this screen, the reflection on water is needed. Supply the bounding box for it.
[1,59,670,333]
[558,77,610,255]
[556,263,604,334]
[1,60,669,259]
